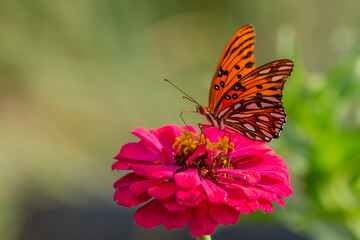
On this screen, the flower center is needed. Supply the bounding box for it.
[173,131,234,181]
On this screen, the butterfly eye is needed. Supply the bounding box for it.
[220,81,225,87]
[214,84,220,90]
[232,94,238,99]
[225,95,231,100]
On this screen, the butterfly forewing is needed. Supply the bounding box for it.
[209,25,256,110]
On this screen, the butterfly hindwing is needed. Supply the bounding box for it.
[209,25,256,110]
[224,96,286,141]
[216,60,294,141]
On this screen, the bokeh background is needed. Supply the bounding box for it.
[1,0,360,239]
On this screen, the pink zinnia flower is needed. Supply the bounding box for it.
[112,124,292,238]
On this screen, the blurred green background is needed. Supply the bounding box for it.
[1,0,360,239]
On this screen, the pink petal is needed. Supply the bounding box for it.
[134,199,166,229]
[168,208,193,229]
[208,203,240,225]
[160,207,193,230]
[231,145,271,158]
[225,188,247,207]
[258,170,288,182]
[114,142,157,162]
[112,159,153,170]
[258,198,274,213]
[185,144,207,165]
[113,172,146,189]
[189,200,218,238]
[235,204,252,214]
[234,154,287,170]
[128,164,151,176]
[225,189,260,214]
[206,148,219,167]
[144,165,181,179]
[217,177,260,200]
[258,176,292,197]
[175,185,202,202]
[245,200,260,211]
[174,168,201,190]
[131,127,163,152]
[162,196,186,211]
[129,178,164,196]
[201,179,227,204]
[149,125,197,149]
[274,196,285,208]
[176,192,207,208]
[216,169,260,185]
[148,182,178,200]
[252,187,277,202]
[114,188,151,208]
[202,124,224,142]
[157,147,174,165]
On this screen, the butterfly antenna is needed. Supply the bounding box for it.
[164,79,200,105]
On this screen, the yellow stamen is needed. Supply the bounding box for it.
[173,131,205,156]
[215,136,235,154]
[173,131,235,156]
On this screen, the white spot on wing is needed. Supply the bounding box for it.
[233,103,242,111]
[271,75,286,81]
[261,102,274,108]
[278,66,292,71]
[263,97,280,102]
[259,68,271,74]
[245,132,254,139]
[255,121,268,128]
[258,116,270,122]
[243,123,256,131]
[246,103,260,110]
[231,113,254,118]
[225,119,239,123]
[270,112,284,118]
[217,107,230,119]
[260,129,273,138]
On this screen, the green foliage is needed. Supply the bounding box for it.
[277,28,360,239]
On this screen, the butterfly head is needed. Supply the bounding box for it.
[196,105,208,116]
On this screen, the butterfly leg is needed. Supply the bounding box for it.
[179,111,197,139]
[198,123,214,141]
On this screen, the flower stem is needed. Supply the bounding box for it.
[197,235,211,240]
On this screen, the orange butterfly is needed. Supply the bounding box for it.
[196,25,294,142]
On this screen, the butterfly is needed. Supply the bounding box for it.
[196,24,294,142]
